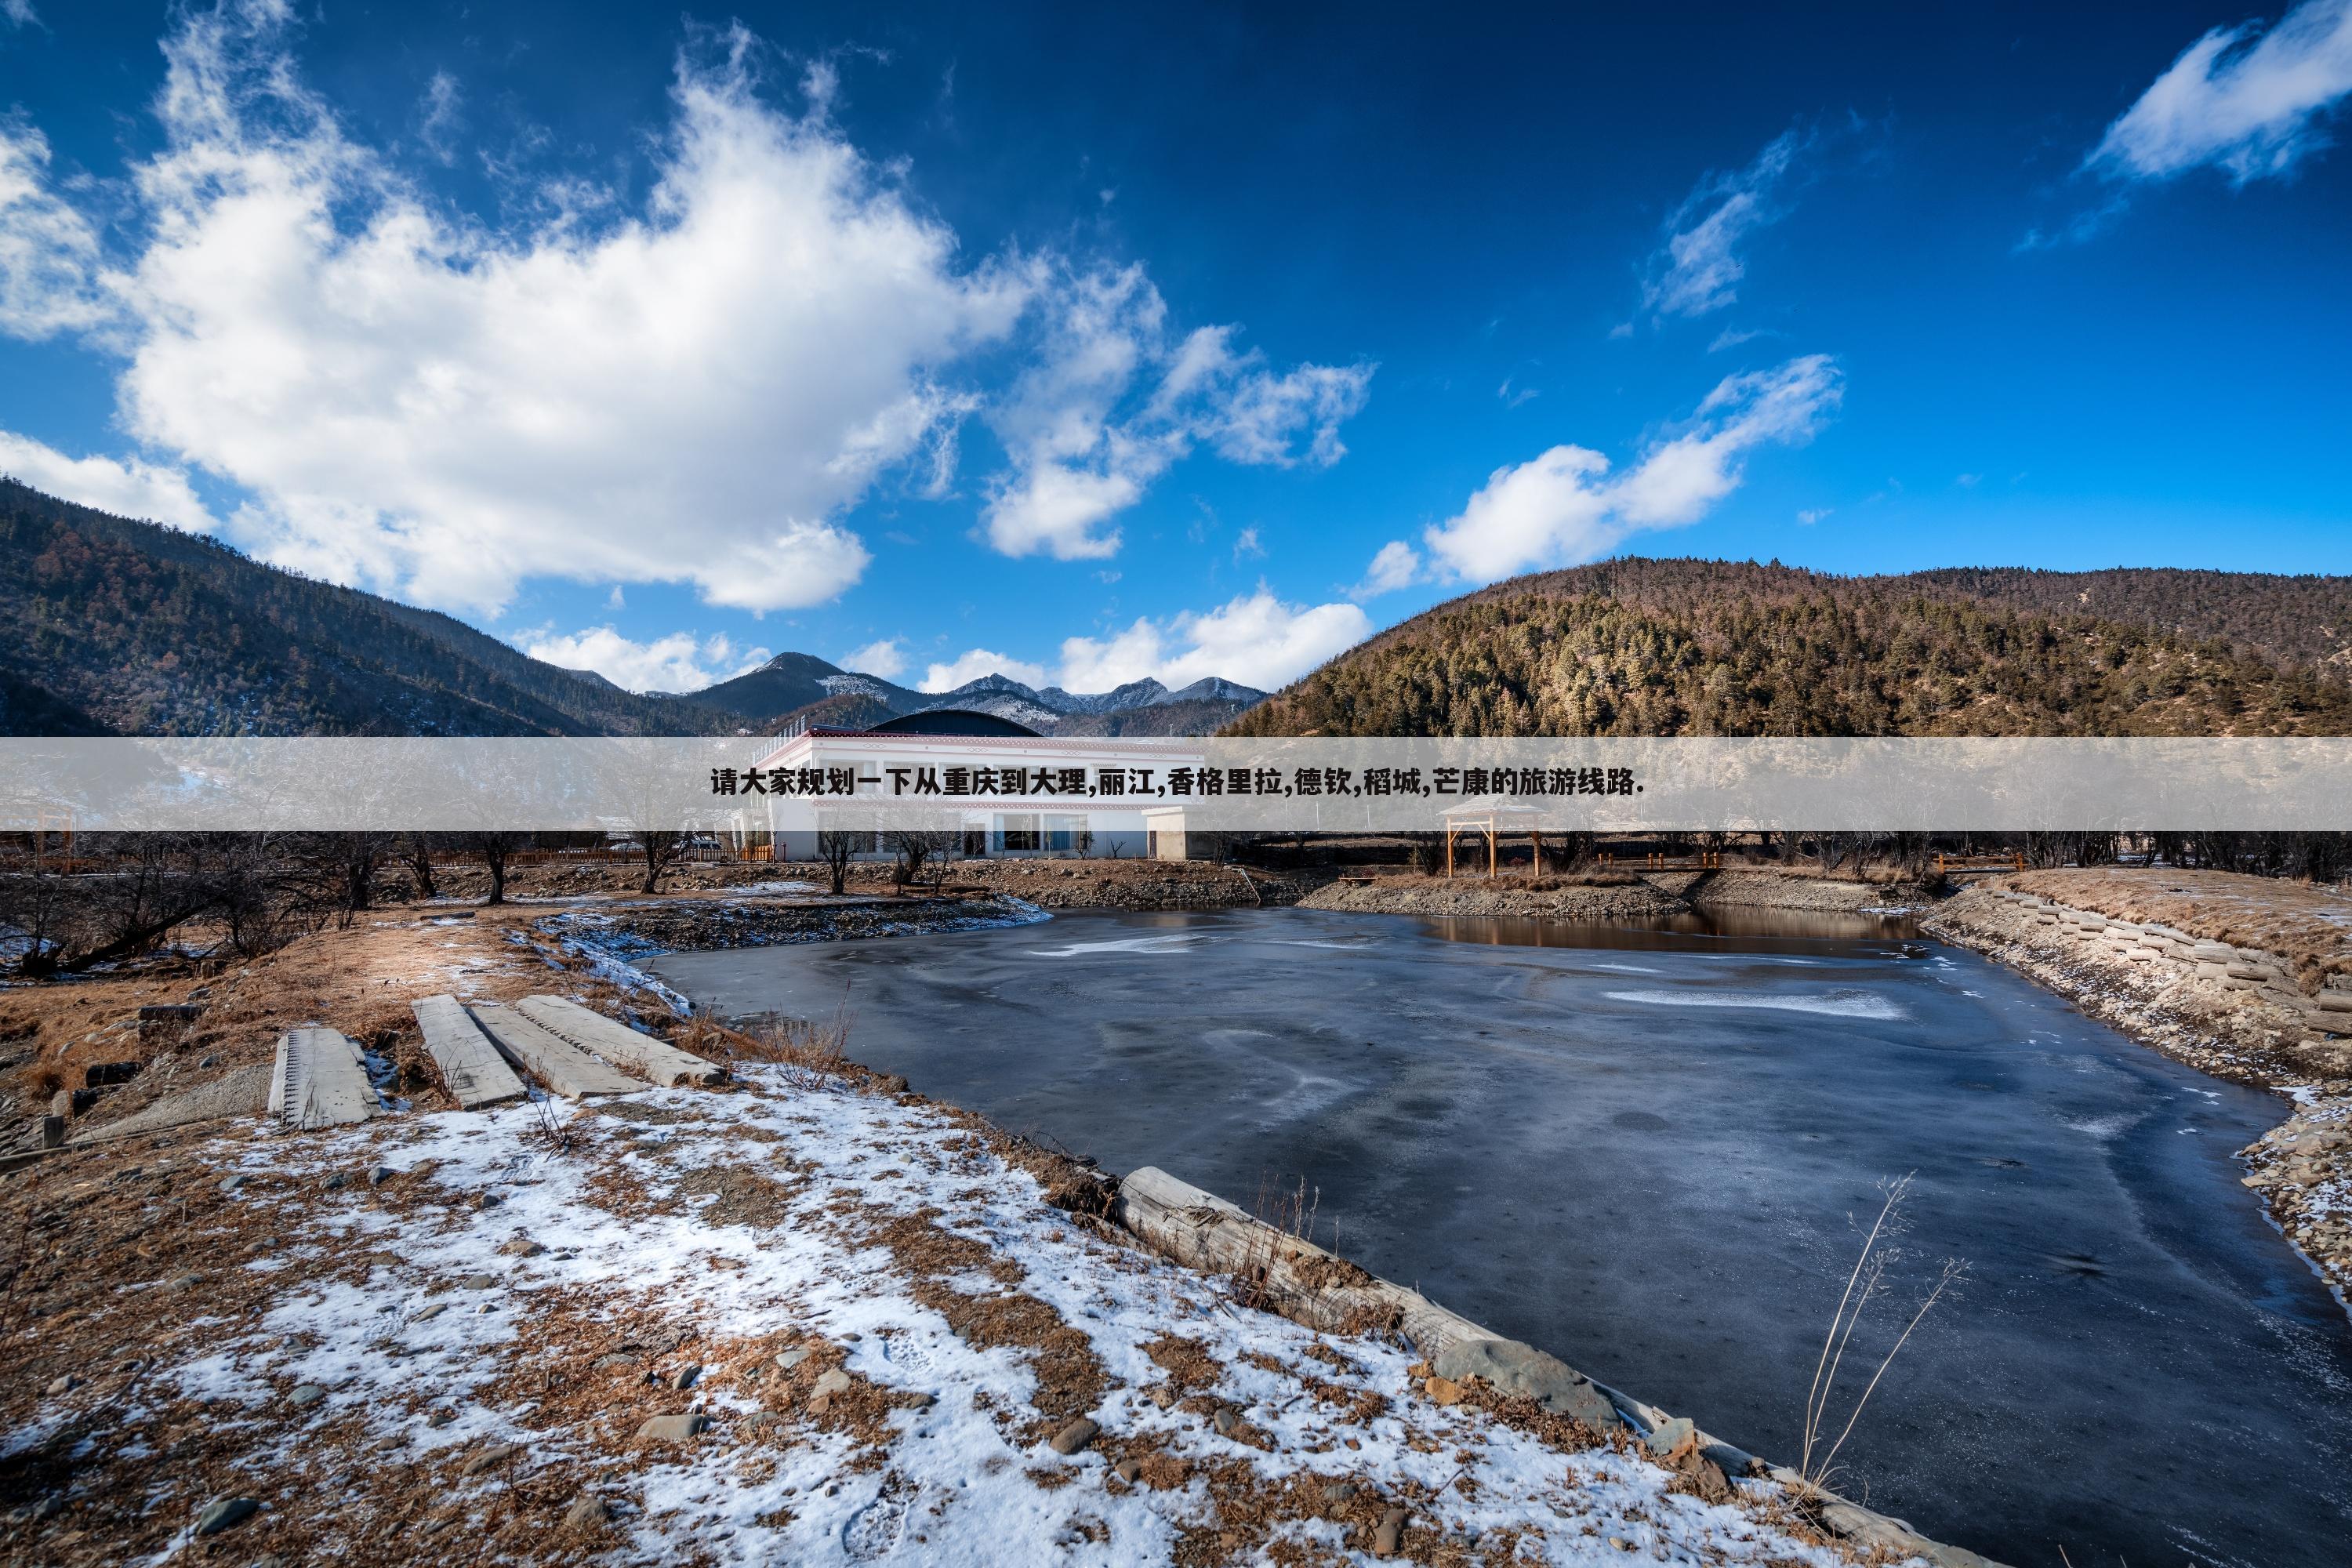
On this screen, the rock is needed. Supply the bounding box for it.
[410,1303,448,1323]
[672,1363,702,1391]
[45,1374,82,1396]
[1422,1375,1465,1406]
[288,1383,327,1410]
[461,1441,524,1475]
[1608,1537,1635,1552]
[369,1165,396,1186]
[496,1235,546,1258]
[456,1273,499,1290]
[775,1348,811,1372]
[194,1497,259,1536]
[1050,1417,1098,1455]
[563,1496,612,1530]
[474,1192,503,1210]
[635,1414,710,1442]
[905,1392,937,1410]
[1113,1458,1143,1483]
[1375,1506,1407,1557]
[425,1409,456,1428]
[219,1174,246,1194]
[593,1352,639,1370]
[324,1173,347,1191]
[1432,1338,1621,1430]
[1322,1480,1357,1504]
[1642,1415,1693,1457]
[1210,1405,1240,1436]
[812,1370,852,1397]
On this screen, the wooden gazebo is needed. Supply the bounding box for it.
[1439,800,1546,878]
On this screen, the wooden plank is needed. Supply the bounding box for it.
[514,996,726,1087]
[270,1028,379,1129]
[470,1004,641,1099]
[410,995,528,1110]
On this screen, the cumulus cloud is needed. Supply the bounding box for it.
[2090,0,2352,183]
[521,626,771,693]
[1352,539,1424,599]
[0,124,109,339]
[1400,354,1842,586]
[919,648,1050,693]
[0,4,1027,616]
[840,637,907,679]
[0,428,221,533]
[1054,590,1370,693]
[981,267,1373,560]
[1643,129,1806,319]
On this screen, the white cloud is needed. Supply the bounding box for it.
[919,648,1049,693]
[1055,590,1370,693]
[0,428,221,534]
[418,71,462,165]
[521,626,771,693]
[1353,539,1424,599]
[0,124,109,339]
[840,636,907,679]
[0,5,1028,616]
[981,267,1372,560]
[1232,525,1264,561]
[1706,325,1777,353]
[2089,0,2352,183]
[2,1,38,30]
[1418,354,1842,585]
[1643,130,1806,319]
[1796,507,1831,525]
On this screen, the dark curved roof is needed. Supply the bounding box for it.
[863,708,1041,738]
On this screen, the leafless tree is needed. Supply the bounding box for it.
[458,830,524,905]
[887,824,957,891]
[637,829,685,895]
[402,831,439,898]
[815,827,862,896]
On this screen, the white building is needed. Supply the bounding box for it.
[744,710,1207,860]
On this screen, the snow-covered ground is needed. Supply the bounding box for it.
[19,1069,1876,1566]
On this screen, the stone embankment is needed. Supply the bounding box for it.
[1301,866,1936,922]
[538,893,1050,960]
[1928,884,2352,1302]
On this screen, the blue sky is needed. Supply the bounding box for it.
[2,2,2349,696]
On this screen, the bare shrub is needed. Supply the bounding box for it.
[1798,1174,1966,1500]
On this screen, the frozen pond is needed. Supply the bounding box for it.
[649,908,2352,1567]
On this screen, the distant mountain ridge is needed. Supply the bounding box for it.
[677,656,1265,736]
[0,478,1261,737]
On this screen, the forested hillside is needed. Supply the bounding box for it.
[0,481,731,736]
[1229,560,2352,737]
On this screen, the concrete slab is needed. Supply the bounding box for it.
[270,1028,379,1129]
[514,996,727,1087]
[67,1062,273,1145]
[411,995,528,1110]
[470,1004,641,1099]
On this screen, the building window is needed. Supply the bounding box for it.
[996,813,1040,852]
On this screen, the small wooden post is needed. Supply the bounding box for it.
[1486,823,1497,877]
[1445,827,1454,879]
